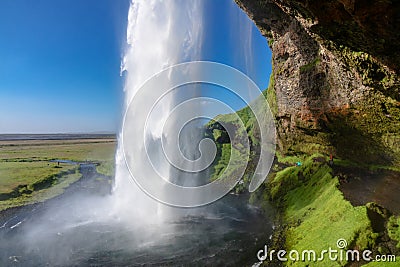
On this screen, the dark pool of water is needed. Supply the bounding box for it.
[0,192,274,267]
[338,166,400,214]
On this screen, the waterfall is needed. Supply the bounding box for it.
[2,2,276,265]
[112,0,204,223]
[111,0,274,221]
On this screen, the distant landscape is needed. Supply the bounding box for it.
[0,134,116,211]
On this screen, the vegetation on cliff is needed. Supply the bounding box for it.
[205,70,399,265]
[262,155,376,266]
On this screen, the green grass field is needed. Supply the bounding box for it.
[0,161,76,194]
[0,138,116,210]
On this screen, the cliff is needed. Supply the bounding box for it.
[206,1,400,265]
[235,0,400,165]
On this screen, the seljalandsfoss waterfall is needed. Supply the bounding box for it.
[112,0,205,221]
[0,1,275,266]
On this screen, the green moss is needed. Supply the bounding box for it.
[268,37,274,47]
[268,155,375,266]
[299,57,321,73]
[324,100,400,165]
[355,230,379,251]
[278,48,399,164]
[362,257,400,266]
[210,143,232,181]
[275,151,304,165]
[212,129,223,141]
[340,47,399,101]
[388,216,400,248]
[265,72,277,116]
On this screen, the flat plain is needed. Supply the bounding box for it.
[0,137,116,210]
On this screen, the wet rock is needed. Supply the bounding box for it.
[235,0,400,164]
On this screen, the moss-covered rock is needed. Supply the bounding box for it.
[227,0,400,264]
[235,0,400,166]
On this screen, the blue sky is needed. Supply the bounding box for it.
[201,0,272,109]
[0,0,271,134]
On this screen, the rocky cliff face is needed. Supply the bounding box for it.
[235,0,400,165]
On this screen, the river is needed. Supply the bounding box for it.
[0,164,274,266]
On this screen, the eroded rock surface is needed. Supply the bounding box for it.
[235,0,400,165]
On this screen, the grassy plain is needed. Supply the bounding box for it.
[0,138,116,210]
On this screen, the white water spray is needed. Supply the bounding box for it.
[112,0,204,222]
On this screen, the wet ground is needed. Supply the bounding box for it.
[337,165,400,214]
